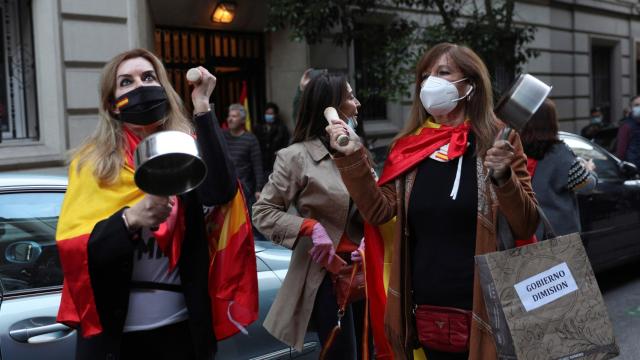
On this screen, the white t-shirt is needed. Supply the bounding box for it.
[123,227,189,332]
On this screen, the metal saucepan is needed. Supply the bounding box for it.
[494,73,553,134]
[134,130,207,196]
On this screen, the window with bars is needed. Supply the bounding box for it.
[591,45,612,124]
[0,0,37,143]
[353,28,388,121]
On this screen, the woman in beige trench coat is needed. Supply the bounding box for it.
[252,73,366,359]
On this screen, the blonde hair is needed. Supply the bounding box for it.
[73,48,192,184]
[394,43,500,156]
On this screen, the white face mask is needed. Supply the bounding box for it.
[419,76,473,116]
[632,105,640,118]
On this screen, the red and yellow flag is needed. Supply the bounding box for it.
[363,220,395,359]
[205,185,259,339]
[239,80,252,132]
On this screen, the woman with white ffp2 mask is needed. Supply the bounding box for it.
[326,43,539,360]
[419,75,474,117]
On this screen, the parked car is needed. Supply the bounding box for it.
[369,131,640,272]
[0,173,319,360]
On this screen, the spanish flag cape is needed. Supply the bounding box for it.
[364,119,470,359]
[56,128,258,340]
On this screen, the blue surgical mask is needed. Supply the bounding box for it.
[346,117,357,129]
[590,116,602,124]
[264,114,275,123]
[632,106,640,118]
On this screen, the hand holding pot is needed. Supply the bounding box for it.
[188,66,216,114]
[484,128,516,185]
[124,195,174,231]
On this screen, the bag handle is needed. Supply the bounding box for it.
[497,205,557,250]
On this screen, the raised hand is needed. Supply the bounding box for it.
[188,66,216,114]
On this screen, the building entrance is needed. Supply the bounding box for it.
[154,27,265,125]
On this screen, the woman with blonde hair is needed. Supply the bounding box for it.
[326,43,539,359]
[56,48,240,359]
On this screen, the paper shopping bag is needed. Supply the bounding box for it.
[476,232,619,360]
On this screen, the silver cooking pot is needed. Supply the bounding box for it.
[134,130,207,196]
[495,74,552,133]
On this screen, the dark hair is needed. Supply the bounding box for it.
[520,98,561,160]
[590,107,601,114]
[292,73,347,144]
[265,102,279,115]
[630,95,640,105]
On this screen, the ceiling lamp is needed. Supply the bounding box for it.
[212,1,236,24]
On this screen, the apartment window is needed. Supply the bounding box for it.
[0,0,37,143]
[591,45,612,124]
[353,25,387,121]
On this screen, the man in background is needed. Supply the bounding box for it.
[223,103,265,205]
[616,95,640,169]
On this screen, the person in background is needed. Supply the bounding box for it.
[582,106,619,150]
[55,48,244,359]
[580,107,604,139]
[326,42,539,360]
[253,73,366,359]
[254,102,290,179]
[520,99,597,239]
[616,95,640,169]
[223,103,265,203]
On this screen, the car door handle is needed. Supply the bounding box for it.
[9,322,73,343]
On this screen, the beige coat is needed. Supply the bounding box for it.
[252,138,353,351]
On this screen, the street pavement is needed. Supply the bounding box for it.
[597,261,640,359]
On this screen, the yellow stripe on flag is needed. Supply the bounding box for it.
[216,189,247,251]
[243,97,252,132]
[239,81,252,132]
[378,218,395,293]
[56,159,143,241]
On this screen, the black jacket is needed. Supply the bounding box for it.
[77,112,237,360]
[253,120,290,175]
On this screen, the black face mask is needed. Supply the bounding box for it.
[114,86,169,125]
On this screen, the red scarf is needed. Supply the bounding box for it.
[378,120,471,185]
[526,158,538,178]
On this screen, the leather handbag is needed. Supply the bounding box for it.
[331,262,365,305]
[414,304,472,353]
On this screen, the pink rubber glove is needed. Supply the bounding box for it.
[351,238,365,262]
[308,223,335,265]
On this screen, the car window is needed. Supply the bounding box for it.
[562,137,619,180]
[0,192,64,293]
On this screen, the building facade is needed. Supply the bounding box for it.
[1,0,639,169]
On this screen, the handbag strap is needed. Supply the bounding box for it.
[339,262,360,311]
[497,205,557,250]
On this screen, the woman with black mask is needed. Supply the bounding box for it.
[55,48,248,359]
[254,102,290,179]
